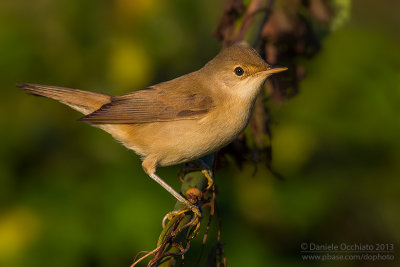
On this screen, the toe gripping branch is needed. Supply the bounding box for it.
[131,154,218,267]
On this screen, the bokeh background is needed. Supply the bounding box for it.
[1,0,399,266]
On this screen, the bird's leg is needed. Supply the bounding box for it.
[142,156,202,219]
[148,172,202,218]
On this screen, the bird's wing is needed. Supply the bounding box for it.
[79,87,215,123]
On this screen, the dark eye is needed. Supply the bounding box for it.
[234,66,244,76]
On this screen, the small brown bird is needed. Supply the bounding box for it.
[18,43,287,216]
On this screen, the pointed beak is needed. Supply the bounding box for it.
[264,65,288,74]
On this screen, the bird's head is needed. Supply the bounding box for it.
[203,43,287,101]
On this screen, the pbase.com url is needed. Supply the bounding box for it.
[301,252,395,261]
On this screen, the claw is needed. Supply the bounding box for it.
[162,205,202,229]
[162,209,190,228]
[201,169,214,191]
[195,159,214,191]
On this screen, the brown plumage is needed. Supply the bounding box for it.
[79,81,215,123]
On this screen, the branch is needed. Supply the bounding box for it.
[155,154,215,266]
[130,155,215,267]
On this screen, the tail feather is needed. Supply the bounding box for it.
[17,83,111,115]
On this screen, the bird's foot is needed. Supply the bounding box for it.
[162,204,202,234]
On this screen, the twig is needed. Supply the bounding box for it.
[130,246,162,267]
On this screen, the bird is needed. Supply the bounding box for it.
[18,43,287,217]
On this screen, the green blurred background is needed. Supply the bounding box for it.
[1,0,399,266]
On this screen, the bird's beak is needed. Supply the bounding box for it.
[264,65,288,74]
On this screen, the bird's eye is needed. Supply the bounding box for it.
[234,66,244,76]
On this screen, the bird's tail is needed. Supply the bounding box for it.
[17,83,111,115]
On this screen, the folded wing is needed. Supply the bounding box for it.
[79,87,215,123]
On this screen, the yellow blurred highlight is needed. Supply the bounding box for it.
[273,124,317,173]
[114,0,161,22]
[0,208,40,262]
[108,39,153,92]
[331,0,352,30]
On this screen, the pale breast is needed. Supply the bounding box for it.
[153,98,253,166]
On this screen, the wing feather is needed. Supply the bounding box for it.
[79,87,215,123]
